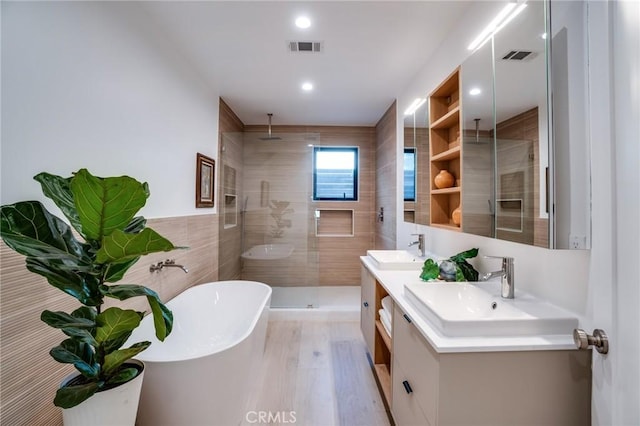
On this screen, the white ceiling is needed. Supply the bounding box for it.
[139,1,473,126]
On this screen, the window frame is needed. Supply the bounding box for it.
[312,146,359,201]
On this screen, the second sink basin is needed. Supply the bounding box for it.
[404,282,578,337]
[367,250,424,270]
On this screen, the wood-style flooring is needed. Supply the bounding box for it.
[242,315,391,426]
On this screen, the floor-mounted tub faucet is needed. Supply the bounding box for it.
[150,259,189,273]
[480,256,514,298]
[408,233,425,257]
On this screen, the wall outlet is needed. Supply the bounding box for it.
[570,235,586,249]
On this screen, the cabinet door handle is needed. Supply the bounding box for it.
[402,380,413,394]
[403,313,412,324]
[363,301,369,307]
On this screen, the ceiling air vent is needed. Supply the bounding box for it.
[501,50,535,61]
[288,41,323,53]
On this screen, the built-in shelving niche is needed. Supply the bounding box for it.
[315,209,354,237]
[224,194,237,228]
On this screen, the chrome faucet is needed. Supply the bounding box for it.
[480,256,514,299]
[150,259,189,273]
[408,233,425,257]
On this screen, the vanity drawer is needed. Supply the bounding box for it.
[392,356,431,426]
[393,305,439,425]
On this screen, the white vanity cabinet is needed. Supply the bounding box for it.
[360,259,592,426]
[392,304,437,425]
[391,303,592,425]
[360,264,376,356]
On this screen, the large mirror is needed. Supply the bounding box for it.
[405,0,591,249]
[403,101,429,224]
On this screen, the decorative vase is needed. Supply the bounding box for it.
[61,360,145,426]
[434,170,454,189]
[452,207,462,226]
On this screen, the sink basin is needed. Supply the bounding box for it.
[367,250,424,270]
[404,282,578,337]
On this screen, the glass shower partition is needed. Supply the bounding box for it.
[221,131,320,308]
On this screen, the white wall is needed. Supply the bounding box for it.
[1,2,220,218]
[395,1,591,316]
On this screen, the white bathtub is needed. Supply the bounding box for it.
[131,280,271,426]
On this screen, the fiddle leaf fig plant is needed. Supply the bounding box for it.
[0,169,180,409]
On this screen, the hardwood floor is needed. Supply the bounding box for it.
[242,315,391,426]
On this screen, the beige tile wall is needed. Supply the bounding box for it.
[242,125,376,286]
[0,214,218,425]
[375,101,397,249]
[218,98,245,280]
[495,107,548,247]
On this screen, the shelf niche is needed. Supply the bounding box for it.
[429,67,463,230]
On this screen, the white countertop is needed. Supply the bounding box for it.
[361,256,577,353]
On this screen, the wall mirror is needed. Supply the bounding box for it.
[405,0,591,249]
[403,101,429,224]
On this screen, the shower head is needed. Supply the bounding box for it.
[470,118,490,143]
[259,113,282,141]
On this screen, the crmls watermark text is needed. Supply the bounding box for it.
[245,411,297,424]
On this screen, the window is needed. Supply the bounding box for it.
[313,147,358,201]
[404,148,416,201]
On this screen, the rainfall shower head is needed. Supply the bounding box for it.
[470,118,489,144]
[259,113,282,141]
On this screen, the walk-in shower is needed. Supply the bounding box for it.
[219,130,322,308]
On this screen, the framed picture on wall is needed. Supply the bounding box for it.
[196,153,215,208]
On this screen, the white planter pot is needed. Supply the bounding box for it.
[61,360,145,426]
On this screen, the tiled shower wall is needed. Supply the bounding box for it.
[375,101,398,249]
[218,98,245,281]
[242,125,376,286]
[0,214,219,425]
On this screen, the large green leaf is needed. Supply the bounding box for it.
[96,228,177,264]
[26,258,103,306]
[449,247,479,263]
[34,172,84,237]
[41,310,98,346]
[0,201,88,262]
[105,367,139,386]
[102,342,150,376]
[41,310,95,329]
[70,169,149,241]
[456,259,479,282]
[71,306,97,322]
[103,257,140,282]
[100,330,136,355]
[50,339,100,378]
[95,307,142,346]
[103,284,173,340]
[54,381,100,409]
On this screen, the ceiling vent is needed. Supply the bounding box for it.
[288,41,323,53]
[501,50,536,61]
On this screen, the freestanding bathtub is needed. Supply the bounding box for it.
[130,280,272,426]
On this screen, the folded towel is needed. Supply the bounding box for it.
[381,296,393,316]
[379,308,392,338]
[379,307,392,328]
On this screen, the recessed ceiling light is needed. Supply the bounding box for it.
[302,82,313,91]
[295,16,311,29]
[469,88,482,96]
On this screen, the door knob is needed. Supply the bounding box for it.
[573,328,609,354]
